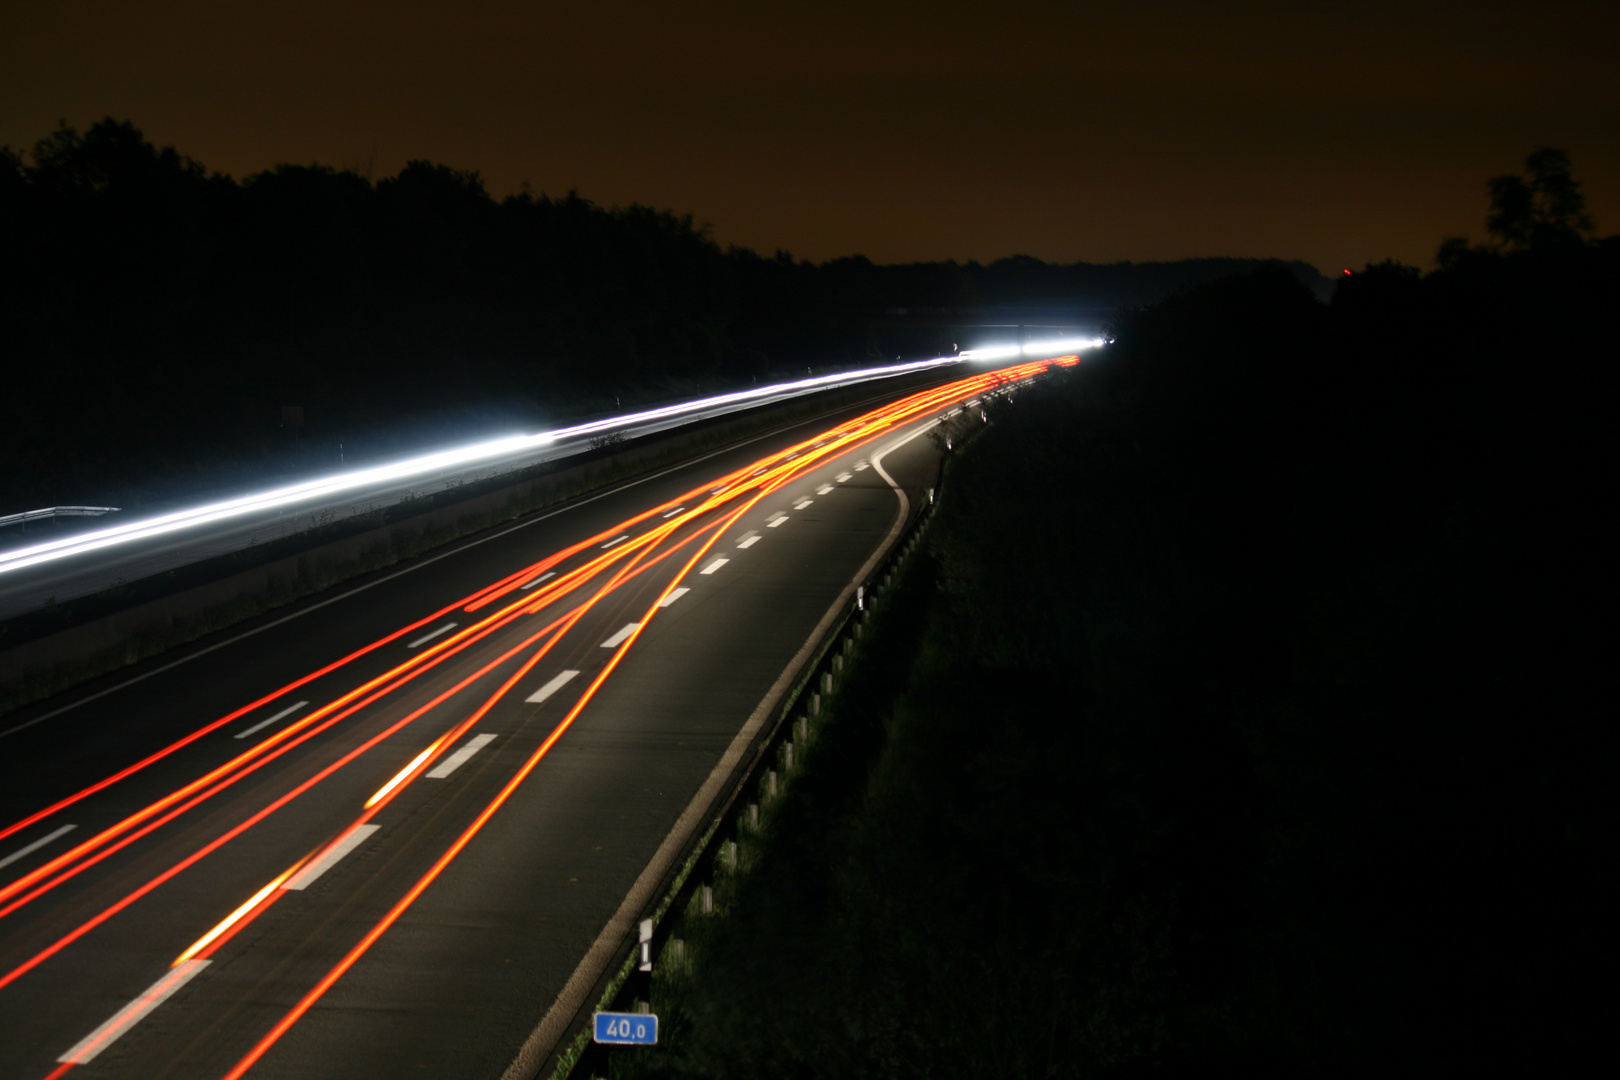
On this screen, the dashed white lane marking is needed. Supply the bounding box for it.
[284,824,381,891]
[766,515,788,528]
[520,571,557,590]
[600,534,629,549]
[661,506,686,518]
[700,558,729,575]
[793,498,814,510]
[58,959,212,1064]
[235,700,309,740]
[0,823,77,871]
[816,484,833,495]
[426,734,498,779]
[658,587,690,608]
[836,472,852,483]
[737,536,761,549]
[527,670,581,704]
[854,461,869,471]
[750,468,766,476]
[601,623,640,648]
[407,622,458,649]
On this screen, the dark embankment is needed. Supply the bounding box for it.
[617,241,1613,1076]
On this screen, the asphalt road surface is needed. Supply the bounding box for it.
[0,364,1049,1080]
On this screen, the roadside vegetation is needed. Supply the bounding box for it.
[602,150,1612,1077]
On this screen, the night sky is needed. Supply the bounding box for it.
[5,0,1616,272]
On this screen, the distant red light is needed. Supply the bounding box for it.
[1343,268,1352,275]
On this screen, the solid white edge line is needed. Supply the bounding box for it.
[0,823,77,872]
[406,622,458,649]
[526,670,581,704]
[426,734,498,779]
[499,413,929,1080]
[58,959,212,1064]
[657,588,690,608]
[699,558,729,574]
[234,699,310,739]
[600,623,640,649]
[283,823,381,891]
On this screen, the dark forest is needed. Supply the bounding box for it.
[1,119,1321,515]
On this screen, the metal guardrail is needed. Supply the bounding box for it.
[0,506,119,529]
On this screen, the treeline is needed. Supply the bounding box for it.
[1,119,1322,515]
[624,168,1613,1075]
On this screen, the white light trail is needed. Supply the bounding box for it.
[0,355,964,576]
[959,337,1106,361]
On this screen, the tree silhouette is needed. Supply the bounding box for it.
[1486,147,1595,250]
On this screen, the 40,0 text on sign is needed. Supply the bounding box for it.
[594,1012,658,1045]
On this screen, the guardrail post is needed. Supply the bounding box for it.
[701,884,713,914]
[766,770,778,798]
[748,803,759,830]
[784,742,794,772]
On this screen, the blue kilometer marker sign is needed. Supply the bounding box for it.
[594,1012,659,1045]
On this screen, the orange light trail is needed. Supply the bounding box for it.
[362,744,443,808]
[1,360,1034,862]
[0,502,735,920]
[174,870,294,965]
[0,506,758,987]
[217,366,1063,1076]
[220,470,762,1080]
[179,479,762,977]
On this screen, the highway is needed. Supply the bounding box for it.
[0,360,1066,1080]
[0,359,966,621]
